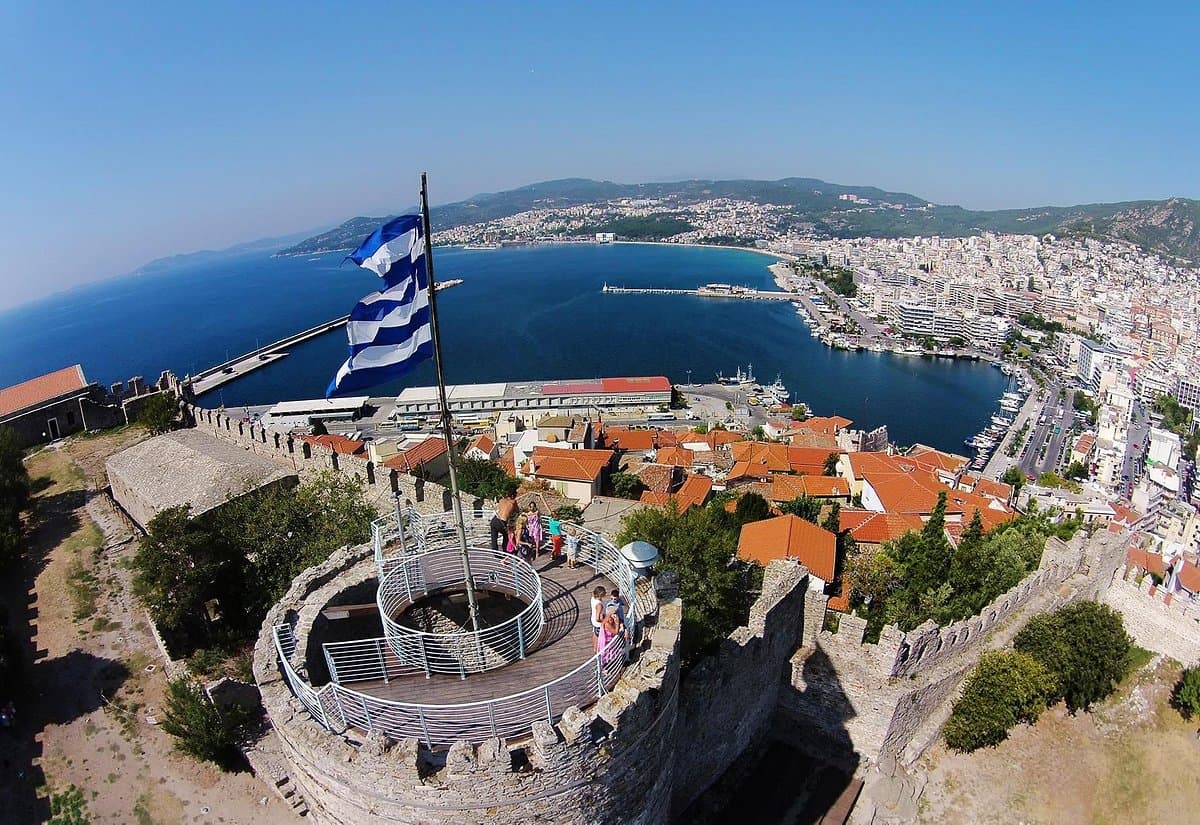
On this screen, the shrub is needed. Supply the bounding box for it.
[943,650,1057,752]
[137,392,178,435]
[1173,667,1200,720]
[1014,601,1132,712]
[161,677,250,769]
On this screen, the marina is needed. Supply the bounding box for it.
[602,282,798,300]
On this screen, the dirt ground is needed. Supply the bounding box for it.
[917,655,1200,824]
[1,427,297,824]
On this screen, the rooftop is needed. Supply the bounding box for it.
[106,429,296,524]
[0,364,89,418]
[737,514,837,581]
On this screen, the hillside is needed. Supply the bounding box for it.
[276,178,1200,263]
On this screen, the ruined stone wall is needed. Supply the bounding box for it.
[1103,570,1200,666]
[185,403,464,516]
[254,544,683,825]
[670,560,810,815]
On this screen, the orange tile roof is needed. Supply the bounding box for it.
[301,433,367,455]
[1110,502,1139,524]
[498,447,517,477]
[656,446,695,467]
[530,450,611,483]
[639,491,672,506]
[1177,561,1200,594]
[798,415,852,436]
[837,509,924,545]
[1126,547,1166,577]
[847,451,907,478]
[727,460,774,482]
[788,446,837,475]
[730,441,791,472]
[0,365,88,418]
[384,437,448,473]
[635,463,677,494]
[1073,434,1096,455]
[826,594,850,612]
[737,514,837,581]
[694,429,744,449]
[468,434,495,455]
[770,474,851,502]
[603,427,660,451]
[906,445,968,474]
[672,474,713,512]
[971,477,1013,502]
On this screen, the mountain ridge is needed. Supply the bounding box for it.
[276,178,1200,263]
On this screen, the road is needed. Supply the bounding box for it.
[982,387,1043,480]
[1016,382,1072,478]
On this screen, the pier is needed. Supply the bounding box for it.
[190,315,350,396]
[601,283,798,300]
[190,278,464,397]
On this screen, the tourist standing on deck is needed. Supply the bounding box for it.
[547,512,563,559]
[564,526,580,568]
[491,494,516,553]
[524,503,544,557]
[590,586,606,645]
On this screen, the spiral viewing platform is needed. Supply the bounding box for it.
[268,509,655,749]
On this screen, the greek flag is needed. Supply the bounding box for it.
[326,215,434,396]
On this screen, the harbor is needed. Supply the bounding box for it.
[189,279,463,396]
[601,282,798,300]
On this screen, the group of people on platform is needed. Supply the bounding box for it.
[489,495,627,659]
[488,495,580,567]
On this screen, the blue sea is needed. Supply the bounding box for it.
[0,242,1006,452]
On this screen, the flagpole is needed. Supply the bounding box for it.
[419,172,482,636]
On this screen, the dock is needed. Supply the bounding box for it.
[602,283,798,301]
[191,315,351,396]
[190,278,463,397]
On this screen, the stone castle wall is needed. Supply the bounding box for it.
[185,403,464,516]
[1103,570,1200,666]
[781,529,1125,769]
[254,544,683,825]
[670,560,811,815]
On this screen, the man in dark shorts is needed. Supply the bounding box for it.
[491,494,517,553]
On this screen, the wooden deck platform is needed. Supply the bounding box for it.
[353,555,616,705]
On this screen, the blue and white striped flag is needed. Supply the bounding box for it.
[326,215,435,397]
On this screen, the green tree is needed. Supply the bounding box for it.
[692,422,709,434]
[0,427,30,567]
[1001,466,1025,493]
[553,503,583,522]
[1014,601,1133,712]
[132,505,225,635]
[823,452,840,476]
[455,456,519,500]
[780,494,821,524]
[906,492,952,597]
[161,677,251,769]
[617,501,749,664]
[820,501,842,536]
[1172,667,1200,720]
[1063,461,1088,482]
[310,419,329,436]
[610,471,646,500]
[137,391,178,435]
[734,492,771,525]
[750,424,766,440]
[943,650,1057,752]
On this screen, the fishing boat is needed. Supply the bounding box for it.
[765,374,789,403]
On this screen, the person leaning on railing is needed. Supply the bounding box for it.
[491,494,517,553]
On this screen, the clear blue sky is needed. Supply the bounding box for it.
[1,1,1197,308]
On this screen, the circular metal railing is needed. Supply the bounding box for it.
[273,507,655,748]
[376,547,545,676]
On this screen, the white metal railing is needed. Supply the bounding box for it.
[275,622,626,747]
[271,509,651,747]
[375,547,545,677]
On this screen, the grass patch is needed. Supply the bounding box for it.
[133,793,156,825]
[47,784,91,825]
[1123,646,1155,679]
